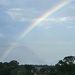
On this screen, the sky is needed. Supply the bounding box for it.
[0,0,75,65]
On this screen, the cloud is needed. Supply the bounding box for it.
[20,16,75,23]
[20,18,34,22]
[6,8,24,20]
[9,8,23,11]
[37,17,75,30]
[21,17,71,23]
[47,17,74,23]
[6,8,40,22]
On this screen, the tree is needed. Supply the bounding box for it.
[56,56,75,66]
[40,67,46,74]
[63,56,75,64]
[9,60,19,66]
[0,62,3,69]
[24,65,33,71]
[55,56,75,75]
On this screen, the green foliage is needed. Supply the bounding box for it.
[0,56,75,75]
[55,56,75,75]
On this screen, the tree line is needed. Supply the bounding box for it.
[0,56,75,75]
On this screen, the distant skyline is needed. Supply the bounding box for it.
[0,0,75,65]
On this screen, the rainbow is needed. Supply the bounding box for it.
[0,0,72,62]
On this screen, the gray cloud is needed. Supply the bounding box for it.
[37,17,75,30]
[6,8,40,22]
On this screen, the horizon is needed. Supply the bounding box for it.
[0,0,75,65]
